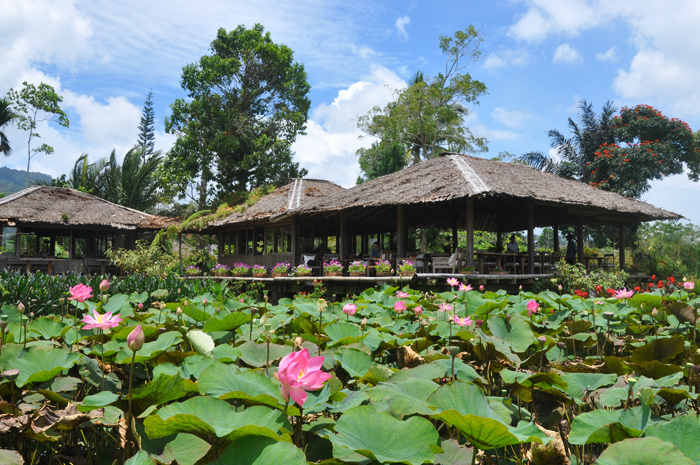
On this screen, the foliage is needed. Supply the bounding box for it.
[105,240,181,277]
[137,90,156,158]
[632,221,700,278]
[357,27,487,165]
[0,98,19,156]
[520,100,699,198]
[6,81,70,187]
[542,259,629,295]
[1,166,51,194]
[1,278,700,463]
[356,142,407,184]
[161,24,310,208]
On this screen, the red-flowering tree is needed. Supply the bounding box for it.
[588,104,700,198]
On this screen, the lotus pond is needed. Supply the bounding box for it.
[0,276,699,465]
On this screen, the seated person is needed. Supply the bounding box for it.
[507,234,519,253]
[369,242,381,258]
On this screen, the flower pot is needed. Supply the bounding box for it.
[349,271,365,277]
[461,271,475,274]
[185,271,202,277]
[399,271,414,277]
[253,273,267,278]
[296,271,312,277]
[233,272,249,278]
[490,271,508,275]
[272,272,288,278]
[325,271,343,277]
[376,271,391,277]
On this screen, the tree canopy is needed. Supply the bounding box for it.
[520,100,699,198]
[137,90,156,158]
[0,98,19,157]
[357,27,488,166]
[160,24,310,209]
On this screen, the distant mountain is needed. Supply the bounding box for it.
[0,167,52,196]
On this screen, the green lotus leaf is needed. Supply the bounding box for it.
[487,315,534,353]
[114,331,183,364]
[328,405,439,465]
[627,361,683,379]
[388,362,446,383]
[435,411,547,450]
[124,374,188,416]
[103,294,132,315]
[125,451,156,465]
[144,397,291,449]
[137,419,211,465]
[325,323,361,342]
[630,336,685,364]
[0,450,24,465]
[433,357,483,382]
[187,330,215,357]
[594,437,694,465]
[79,390,120,412]
[328,390,370,414]
[210,434,308,465]
[657,388,696,406]
[7,348,82,387]
[237,341,290,368]
[427,381,503,420]
[212,344,240,362]
[366,379,439,416]
[82,339,125,358]
[27,318,68,340]
[646,415,700,464]
[334,348,375,378]
[201,311,250,332]
[434,439,474,465]
[568,406,651,445]
[77,357,122,393]
[559,372,617,400]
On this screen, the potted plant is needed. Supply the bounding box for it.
[461,263,477,274]
[231,262,251,277]
[184,265,201,277]
[348,260,366,277]
[271,262,290,277]
[323,260,343,276]
[252,264,268,278]
[212,264,230,277]
[490,266,507,275]
[293,263,312,277]
[398,260,416,277]
[375,259,392,277]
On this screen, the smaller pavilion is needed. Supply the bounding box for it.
[0,186,173,274]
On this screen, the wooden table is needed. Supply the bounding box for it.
[584,256,604,273]
[475,252,524,274]
[8,258,55,274]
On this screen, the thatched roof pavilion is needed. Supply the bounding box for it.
[206,179,345,269]
[272,153,680,271]
[0,186,174,274]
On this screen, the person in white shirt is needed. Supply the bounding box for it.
[506,234,519,252]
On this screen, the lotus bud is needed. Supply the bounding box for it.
[178,288,181,293]
[99,279,110,293]
[414,306,423,316]
[202,298,208,306]
[176,307,183,316]
[361,317,367,327]
[651,308,658,317]
[603,311,614,320]
[519,285,523,291]
[692,365,700,374]
[251,307,258,315]
[558,284,563,291]
[560,419,569,429]
[138,303,144,310]
[127,325,145,351]
[29,312,34,320]
[101,294,109,305]
[215,307,221,314]
[479,285,484,292]
[557,341,566,350]
[17,302,25,314]
[2,369,19,381]
[475,319,484,328]
[538,336,547,346]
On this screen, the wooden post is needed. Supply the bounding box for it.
[178,234,183,276]
[451,220,458,253]
[553,223,560,254]
[577,218,584,264]
[496,229,503,253]
[618,223,626,270]
[527,200,535,274]
[339,211,347,260]
[291,216,298,267]
[465,198,474,263]
[397,205,405,258]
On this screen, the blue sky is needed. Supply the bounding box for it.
[2,0,700,223]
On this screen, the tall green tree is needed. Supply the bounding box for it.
[161,24,310,208]
[357,26,488,164]
[0,98,19,157]
[137,90,155,158]
[6,82,69,187]
[520,100,699,198]
[356,142,407,184]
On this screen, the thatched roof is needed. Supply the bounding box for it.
[0,186,174,230]
[273,153,679,230]
[208,179,345,228]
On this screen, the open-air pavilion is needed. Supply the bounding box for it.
[266,153,680,275]
[0,186,174,274]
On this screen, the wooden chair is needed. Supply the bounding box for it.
[601,253,615,271]
[432,249,465,273]
[301,253,321,276]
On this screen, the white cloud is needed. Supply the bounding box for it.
[293,65,407,187]
[395,15,410,40]
[596,47,620,62]
[482,49,530,69]
[492,108,533,127]
[642,173,700,225]
[553,43,583,64]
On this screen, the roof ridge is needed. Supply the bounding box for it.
[0,186,42,206]
[449,155,489,194]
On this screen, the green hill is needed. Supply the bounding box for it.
[0,167,52,195]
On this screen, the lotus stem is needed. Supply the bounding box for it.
[100,329,105,391]
[127,350,136,458]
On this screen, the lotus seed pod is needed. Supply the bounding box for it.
[557,342,566,350]
[294,336,303,349]
[603,311,614,320]
[2,369,19,381]
[538,336,547,345]
[693,365,700,374]
[475,319,484,328]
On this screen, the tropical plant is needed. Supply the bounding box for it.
[137,90,156,158]
[0,98,19,156]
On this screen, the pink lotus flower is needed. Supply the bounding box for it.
[414,306,423,316]
[68,284,93,303]
[394,301,406,313]
[397,291,409,298]
[438,303,453,313]
[453,315,473,327]
[479,285,484,292]
[458,283,473,292]
[274,348,332,407]
[81,310,123,331]
[613,288,634,299]
[447,278,459,287]
[527,300,539,316]
[684,281,695,291]
[138,303,144,310]
[343,303,357,316]
[127,325,145,351]
[99,279,110,293]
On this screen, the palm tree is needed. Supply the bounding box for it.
[0,98,19,156]
[520,100,617,182]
